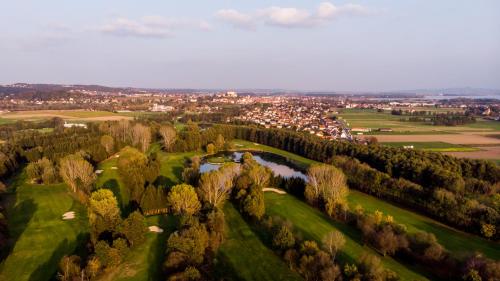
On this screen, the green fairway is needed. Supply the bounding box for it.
[217,203,303,281]
[233,139,500,260]
[348,191,500,260]
[0,175,88,281]
[231,139,316,169]
[96,215,175,281]
[264,192,432,281]
[380,141,479,152]
[94,149,197,281]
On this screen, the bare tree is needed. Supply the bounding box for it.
[198,163,240,208]
[100,135,115,154]
[322,231,345,262]
[59,154,96,194]
[305,164,348,205]
[159,125,177,151]
[132,123,151,152]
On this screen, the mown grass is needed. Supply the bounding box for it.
[217,203,303,281]
[347,191,500,260]
[0,174,88,281]
[232,140,500,260]
[381,141,479,152]
[264,193,432,281]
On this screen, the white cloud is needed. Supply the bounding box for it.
[215,9,255,30]
[98,16,211,38]
[216,2,373,29]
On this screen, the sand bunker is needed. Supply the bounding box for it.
[263,188,286,194]
[148,226,164,233]
[62,211,75,220]
[111,167,118,170]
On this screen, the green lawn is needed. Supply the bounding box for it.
[380,141,479,152]
[265,193,432,281]
[348,191,500,260]
[217,203,303,281]
[0,175,88,281]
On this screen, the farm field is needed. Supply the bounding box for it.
[0,110,133,122]
[373,133,500,145]
[217,203,303,281]
[336,109,500,135]
[0,175,88,281]
[443,145,500,160]
[264,192,432,281]
[381,141,479,152]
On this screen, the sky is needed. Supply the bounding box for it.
[0,0,499,91]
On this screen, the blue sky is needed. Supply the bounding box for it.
[1,0,499,91]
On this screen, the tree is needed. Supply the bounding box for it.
[132,123,151,152]
[480,223,495,239]
[120,211,147,247]
[206,143,215,155]
[243,187,265,220]
[100,135,115,155]
[168,184,201,216]
[322,231,345,262]
[85,257,101,279]
[57,255,81,281]
[305,164,348,207]
[117,147,148,204]
[89,189,121,242]
[159,125,177,152]
[198,163,240,208]
[358,253,384,281]
[215,134,225,151]
[167,221,209,264]
[273,224,295,250]
[59,153,96,195]
[26,158,57,184]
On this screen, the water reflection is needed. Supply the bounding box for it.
[200,151,307,181]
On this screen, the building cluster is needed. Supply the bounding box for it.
[235,101,353,140]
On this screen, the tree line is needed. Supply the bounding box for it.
[208,124,499,239]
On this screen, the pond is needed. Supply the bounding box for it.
[200,151,307,181]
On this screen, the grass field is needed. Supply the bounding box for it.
[0,174,88,281]
[217,203,303,281]
[232,139,500,260]
[264,193,432,281]
[381,141,479,152]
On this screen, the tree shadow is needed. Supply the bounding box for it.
[172,166,184,184]
[101,179,127,212]
[0,198,37,262]
[154,176,175,189]
[28,238,70,281]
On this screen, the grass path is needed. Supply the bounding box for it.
[231,140,500,260]
[265,193,432,281]
[217,203,303,281]
[0,175,88,281]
